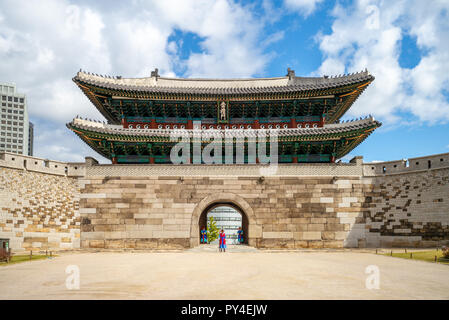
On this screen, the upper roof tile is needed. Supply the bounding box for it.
[74,69,374,96]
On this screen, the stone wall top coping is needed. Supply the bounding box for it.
[0,164,76,178]
[364,152,449,165]
[408,152,449,161]
[367,165,449,177]
[364,159,406,165]
[0,151,83,165]
[0,152,86,177]
[84,175,363,179]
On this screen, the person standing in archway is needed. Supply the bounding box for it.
[219,229,226,252]
[237,227,244,244]
[200,227,207,244]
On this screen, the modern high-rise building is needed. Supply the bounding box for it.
[0,82,31,155]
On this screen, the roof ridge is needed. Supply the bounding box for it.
[76,68,372,83]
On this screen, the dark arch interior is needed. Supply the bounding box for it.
[198,202,249,245]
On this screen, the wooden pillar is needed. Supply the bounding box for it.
[149,157,155,164]
[187,119,193,129]
[292,156,298,163]
[290,118,297,128]
[112,157,117,164]
[150,118,157,129]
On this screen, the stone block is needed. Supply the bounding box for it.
[79,208,96,214]
[294,240,309,248]
[249,224,262,238]
[256,238,294,249]
[323,240,343,248]
[104,231,124,239]
[262,232,293,239]
[153,230,190,239]
[137,224,163,231]
[308,224,325,232]
[338,202,351,208]
[158,238,190,249]
[89,240,105,248]
[134,213,150,219]
[105,239,124,249]
[325,223,345,231]
[302,232,321,240]
[321,231,335,240]
[334,231,348,240]
[126,230,153,238]
[308,241,324,248]
[163,224,190,231]
[80,193,107,199]
[116,203,130,208]
[294,224,308,231]
[135,239,158,249]
[339,217,356,224]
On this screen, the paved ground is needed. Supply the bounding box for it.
[1,246,448,299]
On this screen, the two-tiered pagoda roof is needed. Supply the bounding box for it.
[68,68,381,164]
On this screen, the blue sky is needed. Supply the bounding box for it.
[0,0,448,163]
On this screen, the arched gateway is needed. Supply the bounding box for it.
[190,194,256,247]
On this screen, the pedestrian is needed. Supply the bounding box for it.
[200,226,207,244]
[237,227,244,244]
[219,229,226,252]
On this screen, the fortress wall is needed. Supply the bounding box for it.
[1,151,448,251]
[358,166,449,248]
[0,165,81,251]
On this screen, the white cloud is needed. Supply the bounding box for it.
[284,0,324,17]
[0,0,272,161]
[315,0,449,125]
[157,0,270,77]
[33,123,109,163]
[261,31,285,47]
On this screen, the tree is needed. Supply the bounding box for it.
[207,216,220,243]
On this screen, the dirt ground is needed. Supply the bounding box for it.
[1,247,448,299]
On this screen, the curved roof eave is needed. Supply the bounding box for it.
[67,117,381,140]
[73,70,374,96]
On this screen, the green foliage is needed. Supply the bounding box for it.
[384,250,449,264]
[207,216,220,243]
[442,246,449,259]
[0,254,50,266]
